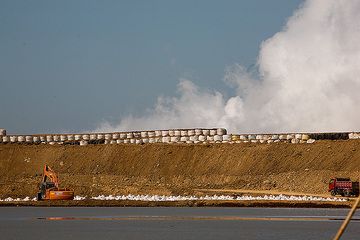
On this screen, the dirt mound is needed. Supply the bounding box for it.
[1,140,360,198]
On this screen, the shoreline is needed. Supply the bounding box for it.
[0,199,353,208]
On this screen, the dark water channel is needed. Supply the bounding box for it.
[0,207,359,240]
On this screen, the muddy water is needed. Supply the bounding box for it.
[0,207,359,240]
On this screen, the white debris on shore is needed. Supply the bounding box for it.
[73,196,86,201]
[0,194,347,202]
[90,194,346,202]
[0,197,37,202]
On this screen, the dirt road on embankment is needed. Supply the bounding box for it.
[1,140,360,205]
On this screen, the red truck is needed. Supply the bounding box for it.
[328,177,359,197]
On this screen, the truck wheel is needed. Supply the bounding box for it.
[344,190,351,197]
[330,190,336,196]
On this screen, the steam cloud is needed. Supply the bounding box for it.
[97,0,360,133]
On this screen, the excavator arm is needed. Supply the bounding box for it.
[42,165,59,188]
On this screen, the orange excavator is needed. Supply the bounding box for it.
[37,165,74,200]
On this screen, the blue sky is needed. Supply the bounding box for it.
[0,0,303,134]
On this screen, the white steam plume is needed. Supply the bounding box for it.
[97,0,360,133]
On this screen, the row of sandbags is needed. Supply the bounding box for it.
[0,128,227,144]
[349,132,360,139]
[2,129,360,145]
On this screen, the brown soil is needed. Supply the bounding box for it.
[1,140,360,200]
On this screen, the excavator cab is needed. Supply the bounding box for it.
[37,165,74,200]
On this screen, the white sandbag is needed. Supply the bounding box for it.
[74,135,82,141]
[180,130,188,136]
[104,140,110,144]
[155,137,162,143]
[148,131,155,138]
[274,140,280,143]
[60,135,67,142]
[155,131,162,137]
[239,135,248,140]
[0,129,6,136]
[130,139,136,144]
[260,140,266,143]
[112,133,119,140]
[149,138,155,143]
[307,139,316,144]
[170,136,180,142]
[189,135,199,141]
[287,134,295,140]
[53,135,60,142]
[80,140,88,146]
[25,136,33,143]
[142,138,149,143]
[49,142,56,145]
[193,129,201,136]
[279,135,287,140]
[135,139,142,144]
[209,129,217,136]
[198,135,206,142]
[186,140,194,144]
[119,133,127,139]
[217,128,227,136]
[271,135,279,140]
[174,130,181,136]
[127,133,134,139]
[162,136,171,143]
[267,140,273,144]
[140,131,148,138]
[301,134,310,141]
[168,130,175,137]
[39,136,46,142]
[33,136,40,143]
[180,136,189,142]
[188,129,195,136]
[202,129,210,136]
[67,135,74,141]
[222,135,231,141]
[116,139,123,144]
[207,136,214,141]
[291,138,300,144]
[295,134,302,139]
[2,136,9,143]
[104,134,112,140]
[161,130,169,137]
[46,135,53,142]
[97,134,104,140]
[17,136,25,142]
[256,135,263,140]
[89,134,96,141]
[214,135,222,142]
[248,135,256,140]
[110,140,116,144]
[123,139,130,144]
